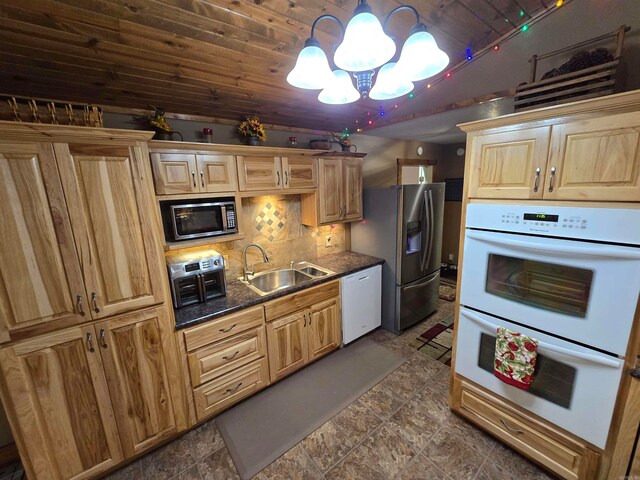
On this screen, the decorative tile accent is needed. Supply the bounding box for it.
[254,202,287,242]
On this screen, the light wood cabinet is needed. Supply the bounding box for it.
[55,143,165,319]
[307,298,341,361]
[452,378,599,480]
[282,156,316,189]
[467,126,551,199]
[545,112,640,201]
[0,143,88,343]
[342,158,363,220]
[266,311,309,381]
[0,326,123,480]
[96,307,184,458]
[151,153,236,194]
[301,156,364,226]
[466,111,640,202]
[265,281,341,382]
[237,155,282,191]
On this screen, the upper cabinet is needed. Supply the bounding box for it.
[465,111,640,202]
[236,155,317,192]
[0,143,89,342]
[55,143,165,319]
[237,155,282,191]
[301,156,364,226]
[545,112,640,201]
[467,127,551,199]
[151,153,236,195]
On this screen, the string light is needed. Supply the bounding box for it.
[556,0,563,5]
[445,72,451,78]
[519,10,525,16]
[409,93,415,98]
[493,45,500,51]
[521,24,529,32]
[427,83,432,88]
[466,48,473,61]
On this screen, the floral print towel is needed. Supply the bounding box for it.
[494,327,538,390]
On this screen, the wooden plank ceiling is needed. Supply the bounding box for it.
[0,0,554,131]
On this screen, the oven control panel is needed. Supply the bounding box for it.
[468,204,640,245]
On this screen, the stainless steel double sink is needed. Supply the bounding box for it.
[239,261,334,296]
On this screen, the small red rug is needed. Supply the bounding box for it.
[410,314,455,366]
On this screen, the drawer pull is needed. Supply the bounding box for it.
[219,323,237,333]
[226,382,243,394]
[223,350,240,361]
[500,418,524,435]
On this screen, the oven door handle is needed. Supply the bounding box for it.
[460,308,623,369]
[466,230,640,260]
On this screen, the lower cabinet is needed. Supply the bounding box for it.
[265,283,341,382]
[0,306,185,480]
[96,308,185,458]
[452,376,599,480]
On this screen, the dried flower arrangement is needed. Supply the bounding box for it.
[238,115,267,144]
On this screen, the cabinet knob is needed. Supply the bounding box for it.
[631,367,640,379]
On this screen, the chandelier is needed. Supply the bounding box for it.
[286,0,449,104]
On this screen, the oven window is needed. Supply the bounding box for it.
[478,333,576,409]
[174,205,224,237]
[485,254,593,318]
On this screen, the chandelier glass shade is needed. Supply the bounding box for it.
[287,1,449,104]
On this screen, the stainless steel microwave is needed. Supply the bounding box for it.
[160,198,237,242]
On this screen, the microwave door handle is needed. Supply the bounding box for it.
[466,230,640,260]
[221,206,228,231]
[460,308,623,369]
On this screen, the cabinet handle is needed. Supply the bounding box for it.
[500,418,524,435]
[308,314,312,326]
[226,382,243,394]
[91,292,100,313]
[76,294,86,316]
[533,167,541,193]
[285,170,289,186]
[192,171,197,188]
[276,171,281,186]
[99,328,108,349]
[304,314,307,327]
[631,367,640,379]
[200,171,205,188]
[219,323,237,333]
[86,332,95,353]
[223,350,240,361]
[548,166,556,193]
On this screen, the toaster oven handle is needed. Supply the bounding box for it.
[460,308,623,369]
[466,230,640,260]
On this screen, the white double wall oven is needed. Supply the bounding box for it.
[456,204,640,449]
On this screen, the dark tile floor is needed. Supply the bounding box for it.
[105,301,556,480]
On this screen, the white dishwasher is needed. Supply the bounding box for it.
[340,265,382,344]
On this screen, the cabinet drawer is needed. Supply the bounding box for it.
[193,357,269,421]
[264,281,339,322]
[187,326,267,387]
[183,305,264,351]
[456,379,597,480]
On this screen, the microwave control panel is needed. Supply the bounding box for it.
[226,208,236,229]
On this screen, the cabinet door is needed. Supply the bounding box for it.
[0,326,123,480]
[96,308,184,458]
[281,156,316,189]
[0,143,88,344]
[266,311,309,382]
[150,153,198,195]
[342,158,363,221]
[545,112,640,201]
[237,155,282,191]
[197,154,237,193]
[307,298,341,361]
[317,158,343,224]
[55,144,165,319]
[467,127,551,199]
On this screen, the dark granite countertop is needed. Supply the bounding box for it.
[173,251,384,330]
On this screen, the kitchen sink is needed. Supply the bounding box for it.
[239,262,334,296]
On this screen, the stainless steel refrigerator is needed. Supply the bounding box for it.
[351,184,445,334]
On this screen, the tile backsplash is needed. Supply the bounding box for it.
[167,195,346,281]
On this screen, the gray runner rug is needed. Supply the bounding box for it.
[216,337,404,479]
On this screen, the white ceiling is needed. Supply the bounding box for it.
[364,97,514,144]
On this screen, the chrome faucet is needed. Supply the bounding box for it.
[242,244,269,281]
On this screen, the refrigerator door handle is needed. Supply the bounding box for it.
[421,190,434,271]
[403,270,439,290]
